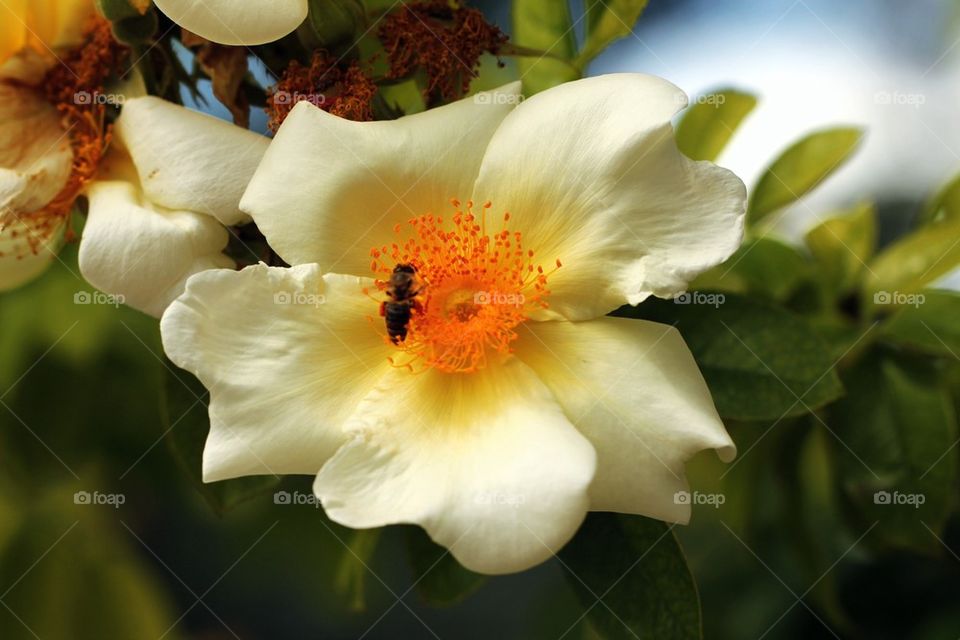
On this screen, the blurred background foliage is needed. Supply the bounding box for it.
[2,0,960,638]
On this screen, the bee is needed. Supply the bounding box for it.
[380,264,424,344]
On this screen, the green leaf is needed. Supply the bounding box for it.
[862,217,960,312]
[748,127,864,225]
[692,237,812,302]
[675,89,757,162]
[162,362,280,514]
[0,482,179,639]
[880,290,960,357]
[376,78,425,117]
[919,172,960,225]
[559,513,700,639]
[830,351,958,551]
[405,527,486,606]
[808,318,873,364]
[306,0,365,50]
[578,0,650,67]
[512,0,580,95]
[619,294,844,420]
[805,202,877,298]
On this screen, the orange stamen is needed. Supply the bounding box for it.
[370,200,559,374]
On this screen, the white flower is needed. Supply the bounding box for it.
[161,75,746,574]
[0,80,74,290]
[79,97,270,317]
[0,0,95,291]
[153,0,308,46]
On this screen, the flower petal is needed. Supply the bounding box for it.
[160,263,391,482]
[0,49,50,84]
[472,74,746,321]
[515,317,735,524]
[0,81,72,214]
[314,359,597,574]
[79,153,234,317]
[0,0,95,67]
[153,0,307,46]
[240,83,522,273]
[117,96,269,226]
[0,80,72,291]
[0,217,65,291]
[0,1,29,64]
[29,0,95,52]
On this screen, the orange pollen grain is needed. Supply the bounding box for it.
[369,199,559,374]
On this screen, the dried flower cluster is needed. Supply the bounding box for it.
[266,51,377,132]
[379,1,507,103]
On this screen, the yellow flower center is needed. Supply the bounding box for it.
[369,199,559,374]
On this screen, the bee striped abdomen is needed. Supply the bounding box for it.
[385,301,413,343]
[383,263,422,344]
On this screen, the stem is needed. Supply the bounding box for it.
[333,528,382,612]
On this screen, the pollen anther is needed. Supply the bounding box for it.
[370,200,558,374]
